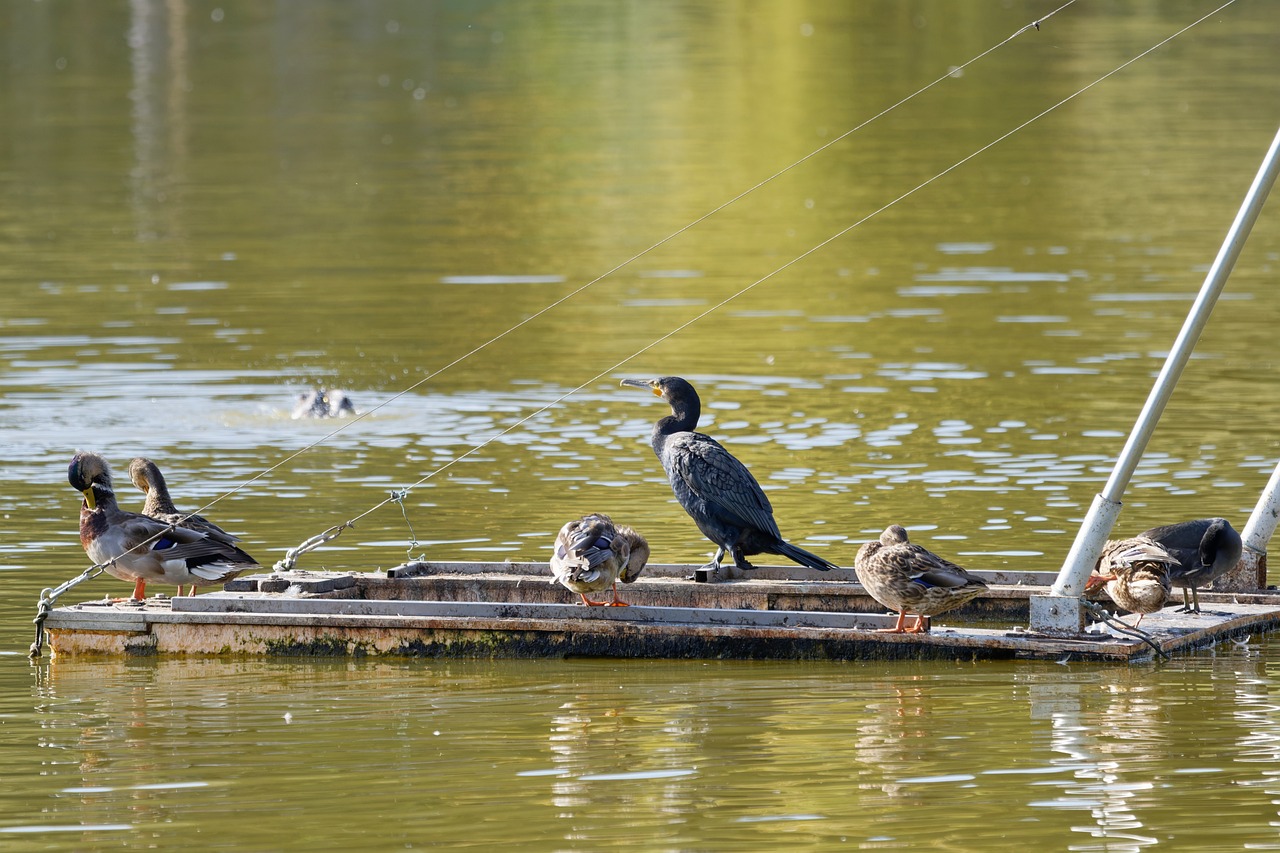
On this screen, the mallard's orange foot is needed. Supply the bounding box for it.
[605,600,630,607]
[578,594,610,607]
[1084,574,1114,592]
[874,611,912,634]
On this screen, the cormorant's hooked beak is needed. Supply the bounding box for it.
[620,378,661,397]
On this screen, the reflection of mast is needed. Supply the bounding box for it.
[128,0,189,244]
[1037,680,1158,851]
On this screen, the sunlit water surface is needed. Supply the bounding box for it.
[3,1,1280,849]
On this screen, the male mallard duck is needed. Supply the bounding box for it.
[1140,518,1242,614]
[292,388,356,419]
[620,376,838,578]
[549,514,650,606]
[853,524,988,634]
[1085,537,1176,626]
[69,451,260,600]
[128,456,252,596]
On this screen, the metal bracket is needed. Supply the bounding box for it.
[1029,593,1087,634]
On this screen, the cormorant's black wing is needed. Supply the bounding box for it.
[664,432,782,538]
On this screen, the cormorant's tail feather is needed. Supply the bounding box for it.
[773,541,840,572]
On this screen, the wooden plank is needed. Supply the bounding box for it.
[44,613,149,633]
[50,599,1280,661]
[45,606,1143,661]
[173,593,905,630]
[219,568,1047,623]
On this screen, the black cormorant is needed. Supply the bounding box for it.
[1140,517,1242,613]
[620,376,839,576]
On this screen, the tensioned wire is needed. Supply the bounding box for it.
[62,0,1240,577]
[204,1,1079,517]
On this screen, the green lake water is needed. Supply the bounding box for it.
[3,1,1280,849]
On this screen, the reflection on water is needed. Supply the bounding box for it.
[4,649,1280,849]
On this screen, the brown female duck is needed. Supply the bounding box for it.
[1085,537,1176,626]
[549,514,650,606]
[853,524,988,634]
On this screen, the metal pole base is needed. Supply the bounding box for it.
[1030,593,1087,634]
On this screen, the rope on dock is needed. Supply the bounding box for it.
[390,489,426,561]
[1082,600,1170,661]
[29,562,114,659]
[272,522,355,573]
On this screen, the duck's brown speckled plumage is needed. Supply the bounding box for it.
[549,514,650,606]
[69,451,259,600]
[853,524,988,634]
[1085,536,1176,625]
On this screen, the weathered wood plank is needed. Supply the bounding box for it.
[173,594,906,630]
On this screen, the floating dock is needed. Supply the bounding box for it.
[40,561,1280,662]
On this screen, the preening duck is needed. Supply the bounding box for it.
[549,514,650,606]
[128,456,253,596]
[69,451,260,600]
[1085,536,1176,626]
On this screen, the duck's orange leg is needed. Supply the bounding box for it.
[877,611,909,633]
[908,615,929,634]
[606,582,630,607]
[131,579,147,601]
[578,592,609,606]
